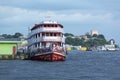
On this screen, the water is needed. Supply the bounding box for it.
[0,51,120,80]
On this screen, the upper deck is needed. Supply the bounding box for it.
[31,21,63,31]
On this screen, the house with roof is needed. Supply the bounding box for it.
[0,40,21,56]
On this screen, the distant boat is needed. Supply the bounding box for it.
[27,21,67,61]
[91,45,120,51]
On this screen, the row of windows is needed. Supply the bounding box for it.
[32,24,63,31]
[29,42,62,48]
[41,33,61,37]
[44,24,58,27]
[35,24,59,27]
[29,33,62,39]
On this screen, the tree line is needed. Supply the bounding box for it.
[0,32,23,38]
[65,33,119,49]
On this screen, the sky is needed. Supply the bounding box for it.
[0,0,120,45]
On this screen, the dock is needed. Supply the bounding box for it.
[0,54,28,60]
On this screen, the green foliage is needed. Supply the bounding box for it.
[65,34,109,49]
[1,32,23,38]
[86,34,92,38]
[13,32,23,38]
[2,34,8,38]
[108,39,115,44]
[115,44,119,48]
[73,38,81,46]
[92,34,98,37]
[65,37,74,45]
[65,37,84,46]
[64,33,74,37]
[97,34,105,39]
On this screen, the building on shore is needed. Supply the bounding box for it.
[0,38,25,60]
[91,30,99,36]
[0,41,21,55]
[0,40,29,60]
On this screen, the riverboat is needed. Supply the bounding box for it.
[27,21,67,61]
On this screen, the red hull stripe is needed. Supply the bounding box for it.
[31,53,65,61]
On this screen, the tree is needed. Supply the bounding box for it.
[108,39,115,45]
[65,37,74,45]
[115,44,119,48]
[64,33,118,50]
[64,33,74,37]
[93,34,98,37]
[7,35,13,38]
[86,33,92,38]
[2,34,8,38]
[97,34,105,39]
[1,32,23,38]
[13,32,23,38]
[73,38,81,46]
[2,34,13,38]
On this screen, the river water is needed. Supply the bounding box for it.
[0,51,120,80]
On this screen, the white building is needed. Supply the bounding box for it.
[91,30,99,36]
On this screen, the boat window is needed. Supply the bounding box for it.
[47,25,49,27]
[42,42,46,47]
[36,34,37,38]
[44,25,46,27]
[50,33,53,36]
[58,33,60,36]
[35,44,37,48]
[46,33,49,36]
[55,25,57,27]
[51,25,54,27]
[38,33,40,37]
[42,33,45,37]
[54,33,56,36]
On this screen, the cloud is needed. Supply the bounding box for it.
[0,5,114,27]
[1,0,120,12]
[0,0,92,10]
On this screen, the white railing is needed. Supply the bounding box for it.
[41,27,63,32]
[28,36,64,46]
[29,27,63,37]
[41,36,62,42]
